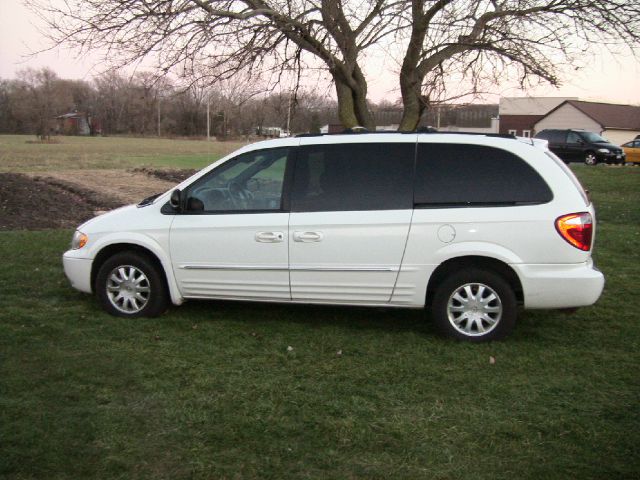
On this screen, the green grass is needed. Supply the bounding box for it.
[1,166,639,479]
[0,135,247,171]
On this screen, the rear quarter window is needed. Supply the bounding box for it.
[414,143,553,207]
[544,151,590,206]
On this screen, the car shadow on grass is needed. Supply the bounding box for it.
[165,298,434,336]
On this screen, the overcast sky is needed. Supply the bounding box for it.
[2,0,639,105]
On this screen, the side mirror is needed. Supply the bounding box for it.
[169,189,182,211]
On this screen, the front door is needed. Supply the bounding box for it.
[288,138,416,303]
[170,147,293,300]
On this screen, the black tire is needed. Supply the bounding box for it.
[431,268,517,342]
[95,252,169,318]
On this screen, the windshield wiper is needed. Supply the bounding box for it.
[138,193,161,207]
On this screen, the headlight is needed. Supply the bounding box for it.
[71,231,88,250]
[597,148,610,153]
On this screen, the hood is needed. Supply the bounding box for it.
[78,204,138,232]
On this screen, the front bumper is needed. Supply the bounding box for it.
[63,252,93,294]
[514,260,605,309]
[598,151,626,164]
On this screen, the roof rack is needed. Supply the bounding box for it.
[424,131,516,139]
[296,129,516,139]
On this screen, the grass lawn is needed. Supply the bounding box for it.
[0,135,247,171]
[0,165,638,479]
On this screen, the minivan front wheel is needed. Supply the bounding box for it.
[584,152,598,166]
[431,269,517,342]
[96,252,168,317]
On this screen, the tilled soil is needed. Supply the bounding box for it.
[26,169,178,206]
[132,167,197,184]
[0,173,122,230]
[0,168,194,231]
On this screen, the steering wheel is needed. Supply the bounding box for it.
[191,186,230,210]
[227,180,253,208]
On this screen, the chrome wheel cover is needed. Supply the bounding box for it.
[585,153,597,165]
[447,283,502,336]
[106,265,151,314]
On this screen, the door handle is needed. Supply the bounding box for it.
[255,231,284,243]
[293,231,324,242]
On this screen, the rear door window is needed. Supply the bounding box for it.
[291,143,414,212]
[414,143,553,207]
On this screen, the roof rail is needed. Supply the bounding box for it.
[296,130,516,139]
[296,129,416,137]
[419,131,516,139]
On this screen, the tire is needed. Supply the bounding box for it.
[95,252,169,318]
[431,269,517,342]
[584,152,597,166]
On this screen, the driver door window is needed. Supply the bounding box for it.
[186,148,290,212]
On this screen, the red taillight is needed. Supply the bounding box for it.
[555,212,593,251]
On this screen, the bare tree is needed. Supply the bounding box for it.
[13,68,74,139]
[30,1,640,130]
[397,1,640,129]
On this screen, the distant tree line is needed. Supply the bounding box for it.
[28,0,640,131]
[0,67,353,138]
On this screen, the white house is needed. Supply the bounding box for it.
[534,100,640,145]
[498,97,577,137]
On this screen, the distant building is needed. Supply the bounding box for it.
[256,126,290,138]
[424,104,499,133]
[320,124,344,134]
[498,97,577,137]
[319,104,499,133]
[533,100,640,145]
[54,112,100,136]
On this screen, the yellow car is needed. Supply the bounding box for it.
[622,139,640,164]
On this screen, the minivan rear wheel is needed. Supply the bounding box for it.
[431,269,517,342]
[96,252,168,317]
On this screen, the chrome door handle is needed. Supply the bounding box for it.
[255,231,284,243]
[293,231,324,242]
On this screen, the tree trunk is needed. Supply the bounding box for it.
[335,79,359,129]
[333,68,375,131]
[398,68,425,131]
[351,65,375,130]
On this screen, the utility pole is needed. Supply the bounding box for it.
[157,96,161,137]
[206,94,210,141]
[286,91,292,135]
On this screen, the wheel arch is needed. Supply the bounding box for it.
[91,242,183,305]
[425,255,524,307]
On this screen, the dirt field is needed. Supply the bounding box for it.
[0,169,194,230]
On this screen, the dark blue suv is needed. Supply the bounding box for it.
[535,129,625,165]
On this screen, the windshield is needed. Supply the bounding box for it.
[580,132,608,143]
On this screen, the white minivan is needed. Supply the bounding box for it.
[63,132,604,341]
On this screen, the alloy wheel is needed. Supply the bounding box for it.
[446,282,503,336]
[105,265,151,314]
